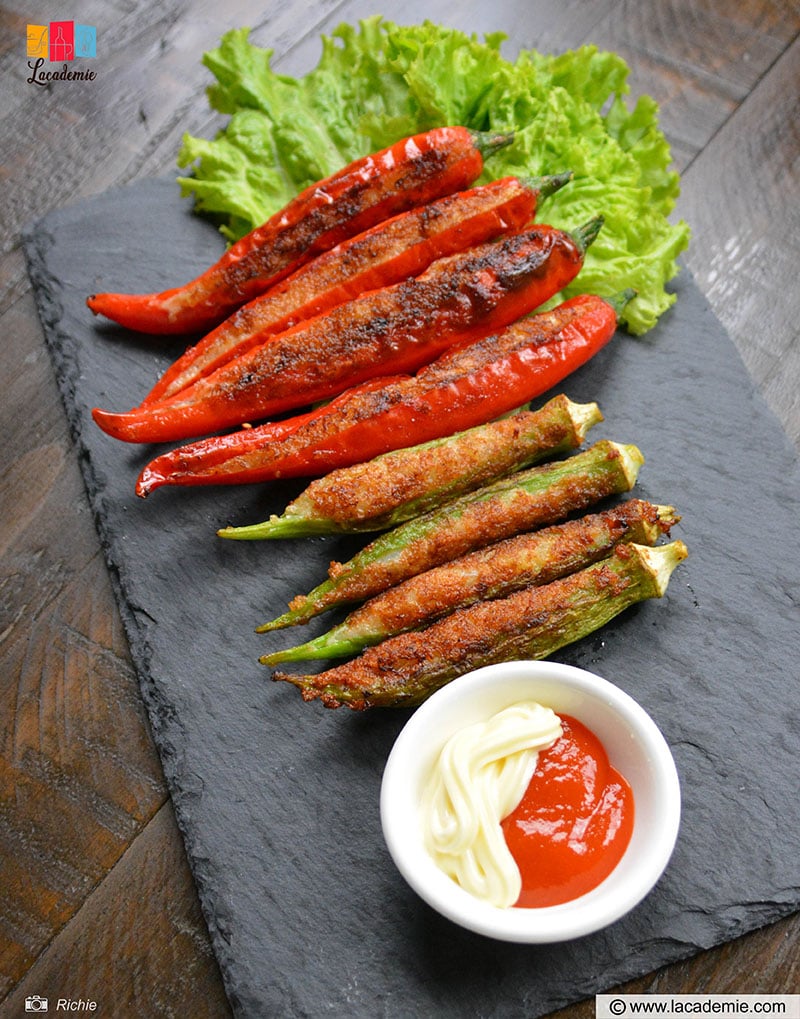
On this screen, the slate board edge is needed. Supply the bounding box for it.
[20,213,243,1004]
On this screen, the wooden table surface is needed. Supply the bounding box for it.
[2,1,798,1015]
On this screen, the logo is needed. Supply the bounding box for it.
[26,20,97,85]
[24,996,49,1012]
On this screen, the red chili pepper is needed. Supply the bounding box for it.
[140,174,571,406]
[86,127,513,336]
[135,291,634,497]
[153,375,406,473]
[93,220,601,444]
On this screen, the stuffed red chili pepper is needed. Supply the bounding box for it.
[140,173,571,406]
[134,290,634,497]
[86,126,513,336]
[93,219,602,444]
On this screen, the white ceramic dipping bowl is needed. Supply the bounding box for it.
[380,659,681,943]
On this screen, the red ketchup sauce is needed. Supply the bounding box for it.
[501,714,634,907]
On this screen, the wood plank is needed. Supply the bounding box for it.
[2,801,232,1017]
[0,541,167,995]
[551,912,800,1019]
[678,34,800,449]
[0,256,76,475]
[0,272,167,994]
[590,0,800,170]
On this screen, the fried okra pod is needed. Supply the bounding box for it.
[260,500,679,664]
[272,540,689,710]
[220,395,602,539]
[258,439,644,633]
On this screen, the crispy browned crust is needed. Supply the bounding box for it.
[237,178,531,335]
[222,139,464,289]
[340,498,671,636]
[275,556,637,710]
[165,301,588,480]
[316,445,631,607]
[296,395,581,524]
[275,302,585,462]
[207,228,579,408]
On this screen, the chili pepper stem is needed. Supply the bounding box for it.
[606,287,638,319]
[571,215,605,254]
[523,171,574,199]
[470,129,515,158]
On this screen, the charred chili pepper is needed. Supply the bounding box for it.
[93,219,602,444]
[272,540,689,710]
[260,500,679,664]
[141,174,572,406]
[219,395,602,539]
[257,439,644,633]
[86,126,513,335]
[135,292,632,496]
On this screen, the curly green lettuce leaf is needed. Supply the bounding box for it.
[177,17,689,334]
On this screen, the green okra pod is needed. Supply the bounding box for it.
[218,394,603,540]
[259,500,679,665]
[272,539,689,710]
[257,439,644,633]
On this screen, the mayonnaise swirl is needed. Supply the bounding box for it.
[420,701,562,908]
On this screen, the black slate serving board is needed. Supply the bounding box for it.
[24,177,800,1018]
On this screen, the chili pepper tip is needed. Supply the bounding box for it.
[135,465,164,498]
[92,407,140,443]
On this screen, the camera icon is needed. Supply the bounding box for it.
[25,996,49,1012]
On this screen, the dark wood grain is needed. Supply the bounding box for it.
[0,268,167,996]
[680,33,800,449]
[2,0,798,1013]
[591,0,799,170]
[550,911,800,1019]
[3,802,232,1017]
